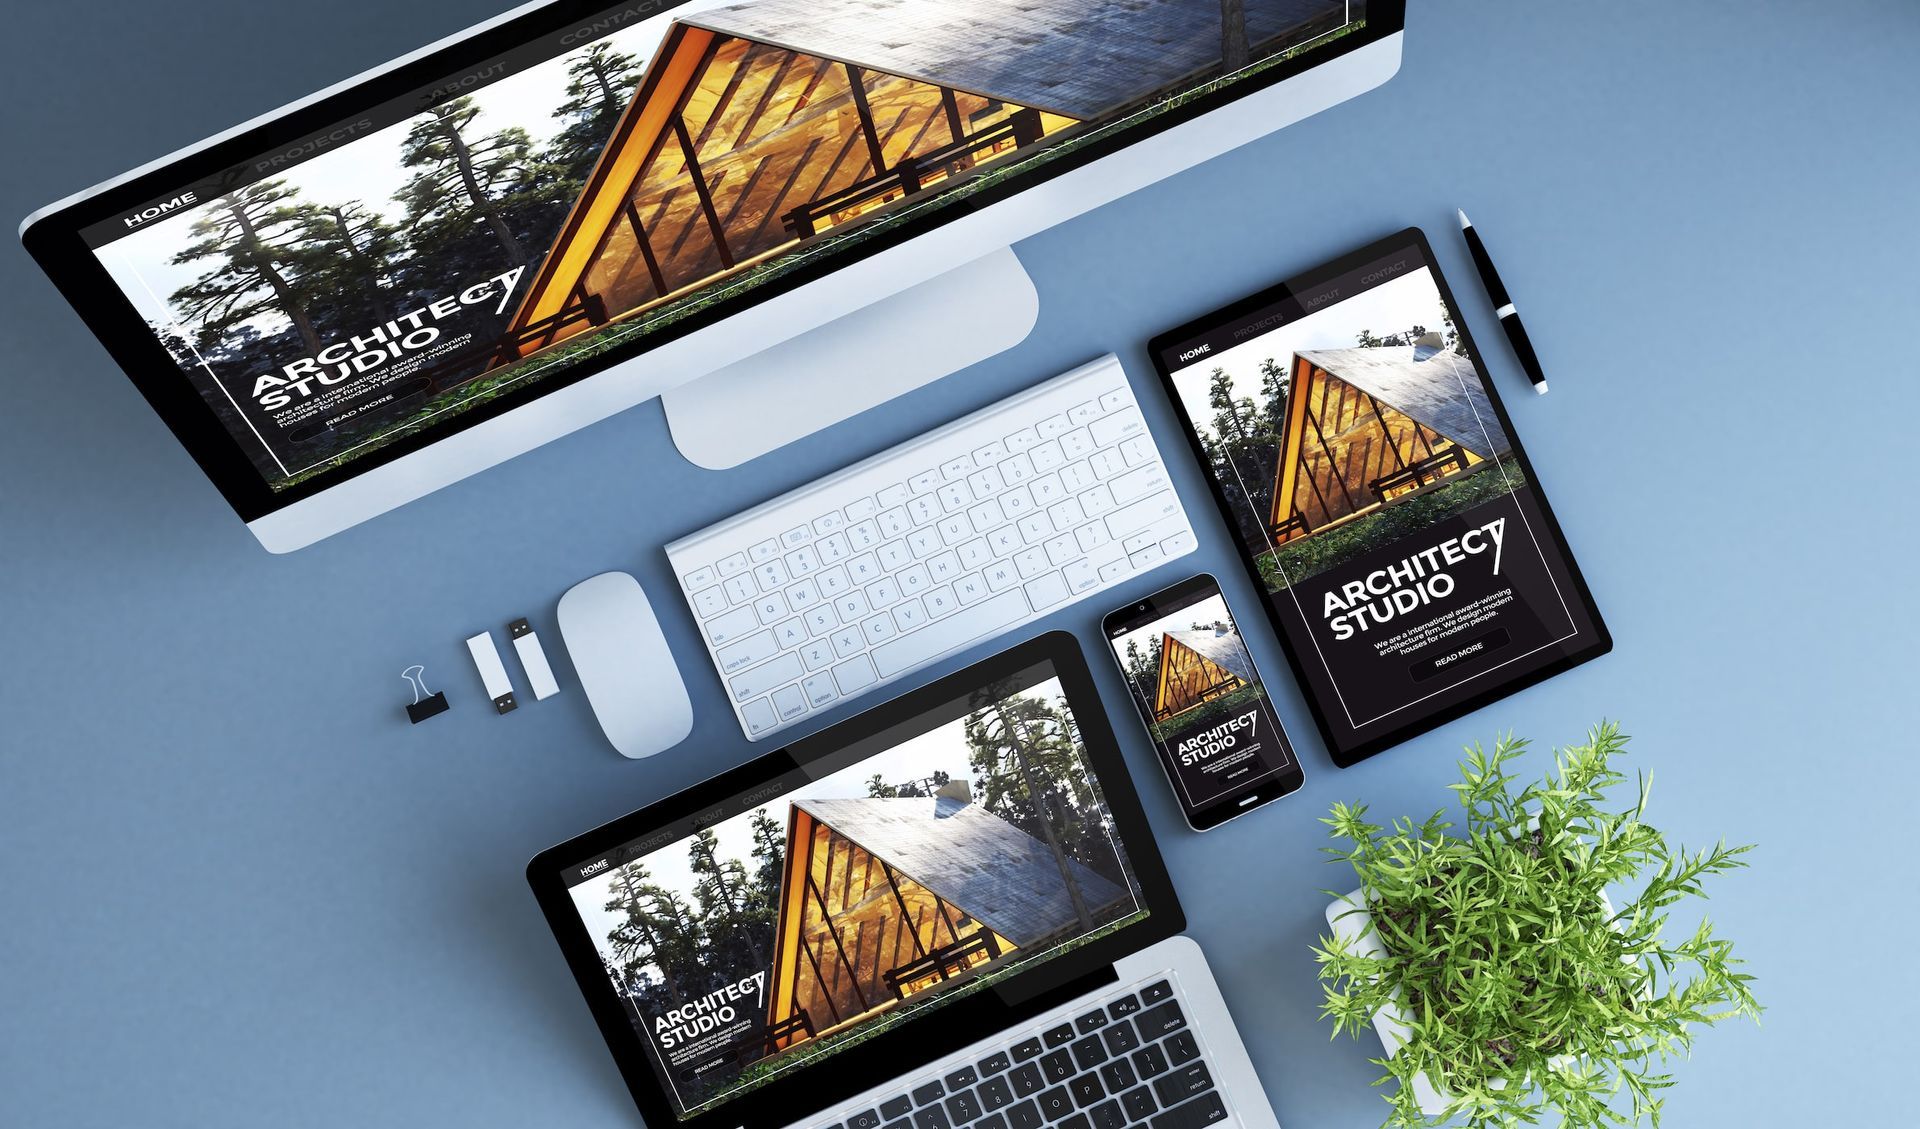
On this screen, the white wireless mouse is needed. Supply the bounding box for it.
[557,571,692,759]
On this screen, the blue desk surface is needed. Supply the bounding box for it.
[4,3,1916,1125]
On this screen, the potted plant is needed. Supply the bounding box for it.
[1314,722,1760,1128]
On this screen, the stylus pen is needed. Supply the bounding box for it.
[1457,209,1548,395]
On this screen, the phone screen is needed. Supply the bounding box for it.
[1104,574,1302,829]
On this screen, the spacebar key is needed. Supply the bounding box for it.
[871,590,1030,678]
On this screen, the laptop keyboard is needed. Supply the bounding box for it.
[810,977,1229,1129]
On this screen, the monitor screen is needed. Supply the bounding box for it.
[68,0,1382,496]
[553,657,1146,1120]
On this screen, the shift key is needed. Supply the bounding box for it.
[1106,491,1182,538]
[729,652,804,702]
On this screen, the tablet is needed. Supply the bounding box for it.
[1147,228,1609,767]
[525,633,1180,1128]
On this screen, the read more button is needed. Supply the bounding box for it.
[1410,627,1511,683]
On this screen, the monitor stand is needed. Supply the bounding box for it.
[661,246,1039,470]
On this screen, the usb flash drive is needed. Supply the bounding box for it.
[466,631,517,714]
[509,617,560,700]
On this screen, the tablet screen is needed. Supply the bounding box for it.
[1149,230,1608,765]
[554,658,1146,1120]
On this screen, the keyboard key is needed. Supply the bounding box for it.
[717,630,778,675]
[1135,1001,1186,1039]
[774,618,807,649]
[1000,485,1035,518]
[801,639,835,671]
[941,455,975,479]
[1119,435,1155,467]
[1064,559,1100,595]
[1043,534,1078,567]
[741,697,777,735]
[1010,1062,1044,1097]
[850,520,884,550]
[1129,544,1165,569]
[879,508,912,538]
[1089,1101,1125,1129]
[1060,460,1097,493]
[833,655,877,695]
[1089,449,1126,479]
[985,561,1020,591]
[723,573,757,604]
[1036,1087,1072,1121]
[1101,1021,1139,1056]
[1078,485,1116,519]
[1131,1045,1169,1080]
[938,515,971,545]
[786,544,821,577]
[817,565,851,597]
[1036,413,1070,439]
[1007,1100,1043,1129]
[881,1096,914,1121]
[755,592,789,624]
[898,564,932,596]
[1059,427,1094,460]
[979,1051,1012,1077]
[1164,1032,1198,1067]
[814,512,847,536]
[1120,1087,1156,1122]
[879,483,912,507]
[978,1116,1007,1129]
[1161,530,1196,558]
[1018,513,1053,543]
[705,605,759,646]
[831,625,866,658]
[909,496,940,525]
[909,468,941,493]
[1047,498,1086,532]
[1013,547,1049,580]
[721,550,753,575]
[973,439,1008,464]
[1089,408,1143,447]
[1044,1023,1076,1048]
[1004,428,1039,454]
[1147,1093,1225,1129]
[914,1081,946,1106]
[861,612,898,646]
[999,453,1035,485]
[1030,439,1066,472]
[803,673,838,708]
[968,500,1005,533]
[1069,401,1098,426]
[804,606,837,637]
[945,1091,982,1123]
[682,565,717,591]
[923,585,957,618]
[938,482,971,511]
[844,496,879,521]
[1108,465,1171,505]
[1040,1049,1075,1083]
[1099,1059,1136,1094]
[1068,1074,1105,1108]
[927,552,962,582]
[1061,1116,1090,1129]
[1108,995,1142,1019]
[850,1110,880,1129]
[692,586,727,617]
[835,591,871,621]
[979,1076,1014,1111]
[1099,388,1128,412]
[729,652,802,703]
[1069,1034,1108,1071]
[755,560,790,591]
[870,589,1027,677]
[914,1106,952,1129]
[967,466,1005,498]
[869,576,902,608]
[1025,571,1070,610]
[1013,1038,1045,1063]
[1150,1064,1212,1110]
[786,578,820,611]
[893,598,927,632]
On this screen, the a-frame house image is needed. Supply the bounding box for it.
[1151,628,1255,721]
[1268,336,1511,543]
[503,0,1347,356]
[758,780,1128,1056]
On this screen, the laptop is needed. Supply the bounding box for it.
[527,632,1280,1129]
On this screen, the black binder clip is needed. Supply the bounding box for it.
[403,665,451,724]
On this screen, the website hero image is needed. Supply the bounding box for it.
[565,675,1142,1118]
[87,0,1367,491]
[1167,261,1586,734]
[1111,593,1291,811]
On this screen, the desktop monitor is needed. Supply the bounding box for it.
[22,0,1405,552]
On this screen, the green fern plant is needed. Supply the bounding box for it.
[1314,722,1760,1127]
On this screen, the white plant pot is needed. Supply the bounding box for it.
[1323,887,1617,1118]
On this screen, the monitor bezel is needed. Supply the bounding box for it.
[21,0,1406,522]
[525,631,1184,1129]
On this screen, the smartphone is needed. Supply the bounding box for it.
[1102,573,1305,830]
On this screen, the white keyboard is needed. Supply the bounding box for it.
[666,355,1198,741]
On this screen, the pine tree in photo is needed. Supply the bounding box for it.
[1208,365,1279,535]
[298,202,404,311]
[396,96,548,270]
[168,179,327,356]
[547,41,645,189]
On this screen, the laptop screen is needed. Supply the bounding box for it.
[554,656,1149,1120]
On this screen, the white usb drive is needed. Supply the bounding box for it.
[508,618,560,700]
[466,631,517,714]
